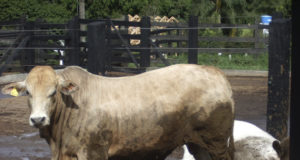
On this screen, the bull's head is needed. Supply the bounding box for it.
[1,66,78,128]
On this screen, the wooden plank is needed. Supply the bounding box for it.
[151,35,188,41]
[30,43,66,49]
[152,35,268,43]
[80,31,87,36]
[109,34,141,39]
[149,48,267,54]
[114,47,266,54]
[79,18,105,24]
[258,24,270,29]
[111,56,141,63]
[110,20,141,27]
[198,37,268,43]
[151,22,259,29]
[150,28,180,35]
[0,31,22,35]
[33,35,68,40]
[0,31,21,38]
[0,34,19,38]
[35,23,67,29]
[79,42,87,47]
[197,23,258,29]
[151,22,187,27]
[79,19,141,27]
[112,47,144,52]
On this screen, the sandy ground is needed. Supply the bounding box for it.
[0,75,268,160]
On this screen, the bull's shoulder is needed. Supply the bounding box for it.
[63,66,88,73]
[61,66,95,78]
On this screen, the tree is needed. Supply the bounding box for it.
[0,0,291,23]
[0,0,75,22]
[246,0,291,18]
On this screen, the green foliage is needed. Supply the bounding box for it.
[0,0,75,22]
[86,0,123,18]
[197,53,268,70]
[0,0,292,23]
[246,0,292,18]
[0,0,26,21]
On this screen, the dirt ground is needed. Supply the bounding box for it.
[0,75,268,160]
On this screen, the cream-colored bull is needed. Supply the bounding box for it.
[2,64,235,160]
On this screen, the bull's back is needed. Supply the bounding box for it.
[100,64,232,106]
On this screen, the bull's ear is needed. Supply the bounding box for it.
[1,81,26,96]
[272,140,282,155]
[59,80,79,95]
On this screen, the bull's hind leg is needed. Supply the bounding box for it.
[186,143,211,160]
[188,103,235,160]
[188,125,234,160]
[191,135,234,160]
[187,134,234,160]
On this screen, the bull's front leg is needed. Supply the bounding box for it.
[77,145,110,160]
[78,130,112,160]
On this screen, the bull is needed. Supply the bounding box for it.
[1,64,235,160]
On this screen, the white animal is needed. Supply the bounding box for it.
[181,120,280,160]
[2,64,235,160]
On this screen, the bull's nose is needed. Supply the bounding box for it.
[30,117,45,125]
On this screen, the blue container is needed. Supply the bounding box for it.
[261,15,272,25]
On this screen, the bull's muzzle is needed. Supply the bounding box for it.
[30,117,46,127]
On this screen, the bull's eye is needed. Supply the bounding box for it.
[26,91,32,97]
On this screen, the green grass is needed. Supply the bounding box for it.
[150,53,268,70]
[198,53,268,70]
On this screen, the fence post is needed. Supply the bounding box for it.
[21,20,35,72]
[140,16,151,67]
[188,16,198,64]
[66,16,80,65]
[254,18,260,49]
[177,29,182,55]
[87,21,107,75]
[267,18,291,140]
[291,1,300,159]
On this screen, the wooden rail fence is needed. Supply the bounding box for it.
[0,15,292,142]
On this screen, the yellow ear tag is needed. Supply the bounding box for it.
[10,88,19,97]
